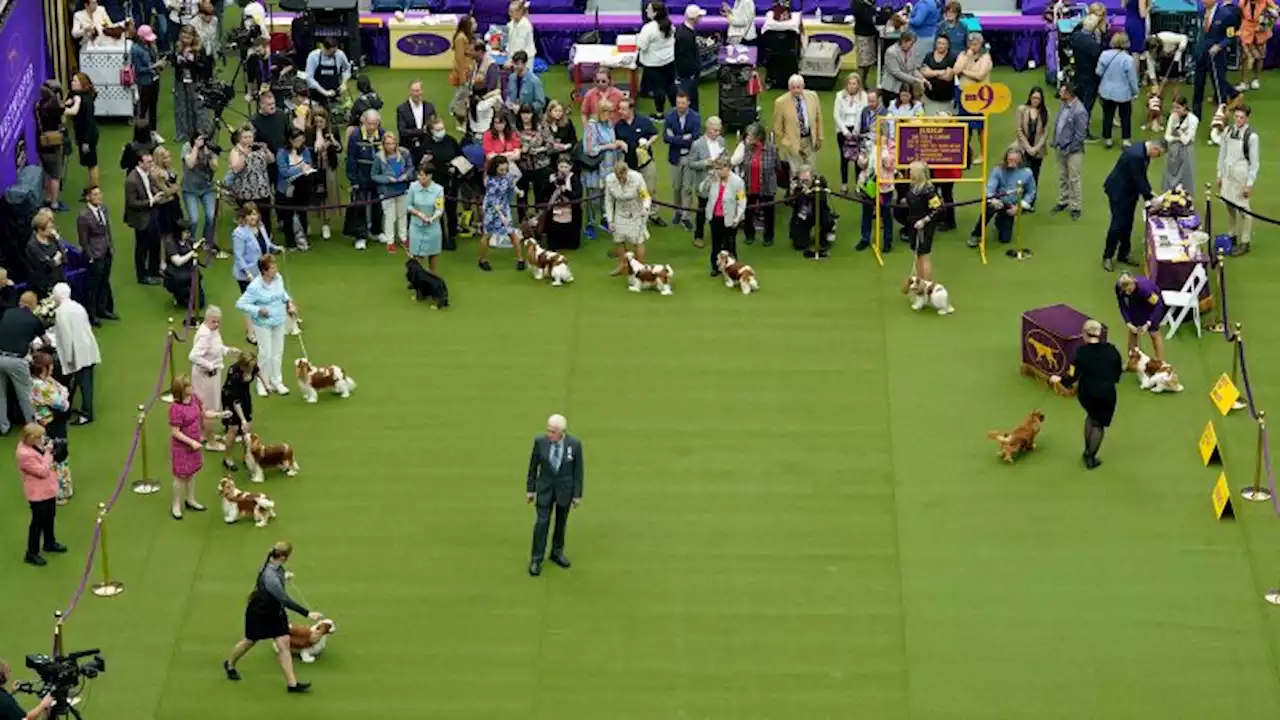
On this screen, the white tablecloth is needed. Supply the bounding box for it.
[79,43,136,118]
[569,44,638,70]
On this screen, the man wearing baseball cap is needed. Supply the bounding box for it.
[674,5,705,110]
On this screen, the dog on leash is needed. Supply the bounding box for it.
[245,434,299,483]
[1144,87,1164,133]
[715,251,759,295]
[295,358,356,403]
[625,252,675,295]
[289,618,337,663]
[1127,348,1184,393]
[218,477,276,527]
[523,238,575,286]
[902,276,954,315]
[987,410,1046,463]
[405,258,449,308]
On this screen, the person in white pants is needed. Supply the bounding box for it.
[234,254,298,397]
[372,133,414,253]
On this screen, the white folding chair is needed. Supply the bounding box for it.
[1161,263,1209,339]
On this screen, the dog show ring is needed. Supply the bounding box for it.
[1020,305,1107,397]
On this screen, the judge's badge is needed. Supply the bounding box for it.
[566,447,574,461]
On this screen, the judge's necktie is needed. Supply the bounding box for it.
[551,442,562,471]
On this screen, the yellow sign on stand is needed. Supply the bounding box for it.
[959,82,1013,115]
[1209,374,1242,416]
[1199,421,1223,466]
[1212,472,1234,519]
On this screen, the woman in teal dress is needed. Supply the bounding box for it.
[407,163,445,272]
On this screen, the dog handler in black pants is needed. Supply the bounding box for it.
[705,158,746,275]
[224,541,324,692]
[1050,319,1124,469]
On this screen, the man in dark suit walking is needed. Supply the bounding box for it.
[1102,140,1164,272]
[75,186,119,326]
[526,413,584,576]
[123,152,162,285]
[1192,0,1243,116]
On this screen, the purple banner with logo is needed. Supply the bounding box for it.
[0,0,48,191]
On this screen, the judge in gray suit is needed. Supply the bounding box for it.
[526,413,584,576]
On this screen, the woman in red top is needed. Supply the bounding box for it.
[730,123,779,246]
[18,423,65,566]
[482,113,523,214]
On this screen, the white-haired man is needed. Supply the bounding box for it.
[345,108,386,250]
[525,414,584,577]
[772,74,823,172]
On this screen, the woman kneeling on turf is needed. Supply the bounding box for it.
[1115,272,1165,363]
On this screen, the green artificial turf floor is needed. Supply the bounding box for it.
[4,46,1280,719]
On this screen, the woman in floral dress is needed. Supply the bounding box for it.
[29,352,72,504]
[169,374,229,520]
[477,155,524,272]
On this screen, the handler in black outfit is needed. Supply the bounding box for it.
[1051,319,1124,469]
[526,413,584,576]
[1101,140,1163,271]
[223,541,323,693]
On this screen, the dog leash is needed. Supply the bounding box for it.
[294,329,309,361]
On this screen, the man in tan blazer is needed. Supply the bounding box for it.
[772,74,824,172]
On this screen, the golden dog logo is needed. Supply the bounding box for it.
[1026,329,1065,372]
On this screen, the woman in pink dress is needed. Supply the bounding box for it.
[169,375,229,520]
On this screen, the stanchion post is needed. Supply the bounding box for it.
[1242,411,1272,501]
[160,319,176,403]
[132,404,160,494]
[52,610,64,657]
[91,503,125,597]
[1005,181,1032,260]
[808,186,824,261]
[1230,322,1242,385]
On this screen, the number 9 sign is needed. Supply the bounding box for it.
[959,82,1013,115]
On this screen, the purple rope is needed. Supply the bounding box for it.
[1263,427,1280,515]
[59,522,103,623]
[1218,261,1231,327]
[1238,338,1259,417]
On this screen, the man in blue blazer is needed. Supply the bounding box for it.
[1192,0,1243,116]
[526,414,584,576]
[1102,140,1164,271]
[663,92,701,229]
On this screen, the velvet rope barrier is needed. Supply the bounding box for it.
[1218,195,1280,227]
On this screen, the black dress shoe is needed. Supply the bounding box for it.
[762,239,773,247]
[101,312,120,320]
[223,661,241,681]
[43,543,68,553]
[286,682,311,693]
[551,553,571,568]
[141,277,162,286]
[223,458,240,471]
[1117,256,1138,267]
[1085,456,1103,470]
[89,320,102,328]
[25,553,46,566]
[528,561,542,576]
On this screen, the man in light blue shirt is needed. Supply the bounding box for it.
[503,51,546,114]
[304,39,352,99]
[968,146,1036,247]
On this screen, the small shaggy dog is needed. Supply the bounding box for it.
[902,276,954,315]
[523,238,575,286]
[715,251,759,295]
[987,410,1046,463]
[625,252,675,295]
[405,257,449,308]
[1127,348,1184,393]
[295,358,357,404]
[1144,87,1164,133]
[245,433,299,484]
[289,618,337,663]
[218,477,276,527]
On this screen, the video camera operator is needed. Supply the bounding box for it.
[305,38,352,103]
[0,660,53,720]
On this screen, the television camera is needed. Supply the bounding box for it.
[12,649,106,718]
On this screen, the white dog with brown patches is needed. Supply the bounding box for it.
[625,252,674,295]
[715,251,759,295]
[523,239,575,286]
[1128,348,1184,393]
[902,276,954,315]
[289,619,337,663]
[295,359,356,403]
[218,477,276,527]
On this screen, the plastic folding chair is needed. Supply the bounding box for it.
[1160,262,1208,338]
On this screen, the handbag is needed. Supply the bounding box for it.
[120,64,136,87]
[39,130,65,149]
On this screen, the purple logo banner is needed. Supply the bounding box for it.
[395,33,452,57]
[0,0,47,190]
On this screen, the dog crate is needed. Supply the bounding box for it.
[800,41,841,92]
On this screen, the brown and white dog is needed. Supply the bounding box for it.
[245,433,299,483]
[1144,87,1164,133]
[295,358,356,404]
[217,477,276,527]
[715,251,759,295]
[1127,347,1184,393]
[625,252,674,295]
[522,238,574,286]
[289,618,337,663]
[987,410,1046,463]
[902,276,954,315]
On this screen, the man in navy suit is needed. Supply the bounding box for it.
[1102,140,1165,271]
[526,414,584,576]
[1192,0,1243,116]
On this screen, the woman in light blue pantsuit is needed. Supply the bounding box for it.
[407,165,445,272]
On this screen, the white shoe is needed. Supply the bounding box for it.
[355,238,367,250]
[274,383,290,395]
[376,234,389,245]
[256,380,269,397]
[1236,82,1250,92]
[322,224,331,240]
[1251,79,1261,90]
[152,131,166,144]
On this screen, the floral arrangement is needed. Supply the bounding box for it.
[1151,185,1194,218]
[33,296,58,326]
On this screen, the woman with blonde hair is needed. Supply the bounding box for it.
[305,107,342,239]
[189,306,238,451]
[1097,32,1140,149]
[371,132,415,253]
[150,145,184,239]
[582,99,624,238]
[25,209,65,298]
[173,24,209,143]
[168,374,230,520]
[18,422,65,566]
[604,160,651,275]
[834,73,869,193]
[1051,319,1124,469]
[903,160,942,281]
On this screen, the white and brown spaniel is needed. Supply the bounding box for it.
[625,252,674,296]
[289,618,337,663]
[1127,347,1183,393]
[523,239,574,286]
[245,433,299,484]
[902,276,954,315]
[217,477,276,527]
[295,358,356,404]
[715,251,759,295]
